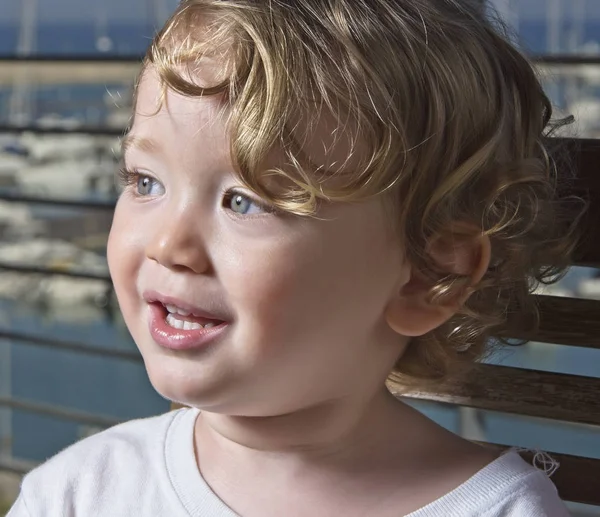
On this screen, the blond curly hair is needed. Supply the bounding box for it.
[136,0,581,387]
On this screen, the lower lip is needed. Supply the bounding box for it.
[148,303,229,351]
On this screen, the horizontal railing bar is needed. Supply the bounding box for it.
[0,396,122,428]
[392,363,600,427]
[0,262,111,281]
[0,191,117,210]
[0,125,124,136]
[0,457,39,476]
[505,295,600,349]
[0,330,143,363]
[532,55,600,65]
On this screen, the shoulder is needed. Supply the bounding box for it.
[409,449,571,517]
[25,409,181,479]
[468,450,571,517]
[16,408,196,515]
[480,466,570,516]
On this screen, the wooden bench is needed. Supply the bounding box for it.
[174,137,600,508]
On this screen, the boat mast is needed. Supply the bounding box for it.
[2,0,38,462]
[572,0,586,51]
[95,4,114,53]
[547,0,562,53]
[566,0,586,117]
[492,0,518,33]
[153,0,170,25]
[8,0,38,125]
[147,0,170,29]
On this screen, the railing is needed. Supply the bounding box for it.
[0,330,142,363]
[0,458,38,476]
[0,114,128,466]
[0,192,115,210]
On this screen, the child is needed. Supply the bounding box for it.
[9,0,576,515]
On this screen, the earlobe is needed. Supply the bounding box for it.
[384,294,456,337]
[384,226,491,337]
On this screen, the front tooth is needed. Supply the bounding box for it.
[176,307,191,317]
[183,320,203,331]
[165,304,178,314]
[166,313,185,329]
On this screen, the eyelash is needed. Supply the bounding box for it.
[117,167,276,217]
[117,167,141,190]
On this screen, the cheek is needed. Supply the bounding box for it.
[227,239,342,347]
[228,249,299,330]
[107,205,144,309]
[233,214,399,348]
[107,209,127,280]
[217,239,313,364]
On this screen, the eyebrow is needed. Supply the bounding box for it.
[121,134,159,155]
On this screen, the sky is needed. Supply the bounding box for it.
[1,0,600,24]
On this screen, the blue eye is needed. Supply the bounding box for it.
[224,191,269,216]
[117,168,164,197]
[136,174,164,196]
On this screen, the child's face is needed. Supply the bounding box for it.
[108,66,410,415]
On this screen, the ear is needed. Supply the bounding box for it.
[384,224,491,337]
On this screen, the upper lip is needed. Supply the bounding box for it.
[143,290,228,321]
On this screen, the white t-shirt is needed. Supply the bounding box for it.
[8,408,571,516]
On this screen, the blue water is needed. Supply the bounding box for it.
[2,299,169,461]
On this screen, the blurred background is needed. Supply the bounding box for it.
[0,0,599,515]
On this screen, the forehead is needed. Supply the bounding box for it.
[123,66,229,157]
[127,65,366,180]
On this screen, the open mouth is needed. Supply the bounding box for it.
[147,302,229,351]
[154,302,226,330]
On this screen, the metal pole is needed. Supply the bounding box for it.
[0,314,12,461]
[0,396,122,428]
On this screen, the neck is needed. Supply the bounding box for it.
[194,386,409,469]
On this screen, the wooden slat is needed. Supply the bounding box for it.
[391,363,600,426]
[551,138,600,267]
[478,443,600,506]
[505,295,600,349]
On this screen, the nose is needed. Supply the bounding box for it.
[145,209,211,274]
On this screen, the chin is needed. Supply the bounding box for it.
[143,356,233,410]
